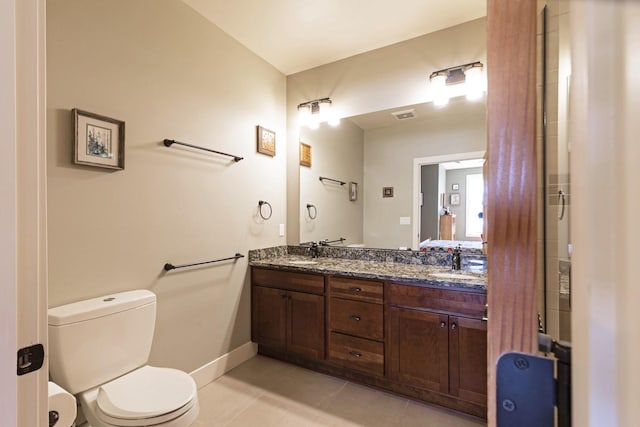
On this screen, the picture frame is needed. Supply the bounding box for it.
[257,125,276,156]
[450,193,461,205]
[300,142,312,167]
[349,182,358,201]
[452,183,460,191]
[383,186,394,198]
[73,108,125,170]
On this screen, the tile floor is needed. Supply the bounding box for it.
[192,356,486,427]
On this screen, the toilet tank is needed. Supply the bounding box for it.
[48,290,156,394]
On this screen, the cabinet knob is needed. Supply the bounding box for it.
[440,321,446,328]
[349,287,362,293]
[350,315,361,321]
[348,351,362,358]
[451,323,457,330]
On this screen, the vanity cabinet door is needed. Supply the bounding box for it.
[251,286,287,351]
[387,306,449,394]
[449,315,487,405]
[287,290,325,360]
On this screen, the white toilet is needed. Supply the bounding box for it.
[48,290,199,427]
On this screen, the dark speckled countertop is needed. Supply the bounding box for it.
[250,255,486,292]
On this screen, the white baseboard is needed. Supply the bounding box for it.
[189,341,258,389]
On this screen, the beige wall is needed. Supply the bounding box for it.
[571,1,640,425]
[47,0,286,372]
[286,18,487,244]
[363,111,486,248]
[299,121,364,245]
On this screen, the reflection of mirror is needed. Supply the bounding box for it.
[300,96,486,249]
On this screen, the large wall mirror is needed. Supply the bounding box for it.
[299,96,486,250]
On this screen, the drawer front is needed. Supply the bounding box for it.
[329,276,383,303]
[252,267,324,295]
[328,332,384,376]
[387,283,486,318]
[330,298,383,340]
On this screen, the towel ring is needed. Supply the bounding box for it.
[258,200,272,220]
[306,203,317,220]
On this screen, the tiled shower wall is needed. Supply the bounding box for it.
[537,0,572,341]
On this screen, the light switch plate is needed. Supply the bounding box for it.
[279,224,285,236]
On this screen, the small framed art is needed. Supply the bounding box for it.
[383,187,394,198]
[257,125,276,156]
[452,183,460,191]
[300,142,311,167]
[73,108,125,170]
[450,193,461,205]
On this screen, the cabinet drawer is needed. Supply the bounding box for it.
[252,267,324,295]
[387,283,486,318]
[330,298,383,340]
[329,276,383,303]
[328,332,384,376]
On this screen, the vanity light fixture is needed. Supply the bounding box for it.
[428,61,485,106]
[297,97,340,128]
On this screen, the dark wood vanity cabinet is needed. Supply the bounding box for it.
[387,283,488,409]
[251,266,487,419]
[251,268,325,360]
[327,276,385,376]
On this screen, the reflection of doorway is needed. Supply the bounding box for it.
[411,151,485,249]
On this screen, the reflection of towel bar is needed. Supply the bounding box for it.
[320,238,345,246]
[164,253,244,271]
[163,139,243,162]
[319,176,346,185]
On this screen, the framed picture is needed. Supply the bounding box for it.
[452,183,460,191]
[383,186,394,198]
[300,142,312,167]
[450,193,461,205]
[73,109,125,170]
[349,182,358,201]
[257,125,276,156]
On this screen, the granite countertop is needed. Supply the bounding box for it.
[250,255,486,292]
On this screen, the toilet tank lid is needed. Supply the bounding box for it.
[48,290,156,326]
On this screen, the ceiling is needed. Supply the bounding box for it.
[183,0,486,75]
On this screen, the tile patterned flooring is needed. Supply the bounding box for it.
[192,356,486,427]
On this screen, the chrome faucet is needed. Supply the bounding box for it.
[310,241,319,258]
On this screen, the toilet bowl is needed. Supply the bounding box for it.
[79,366,199,427]
[48,290,199,427]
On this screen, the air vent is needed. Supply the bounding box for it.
[391,109,416,120]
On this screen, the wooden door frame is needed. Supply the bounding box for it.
[486,1,538,425]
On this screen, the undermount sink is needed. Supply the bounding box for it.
[430,272,478,280]
[288,260,319,265]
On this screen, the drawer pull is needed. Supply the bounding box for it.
[349,315,362,321]
[451,323,457,330]
[349,287,362,293]
[348,351,362,358]
[440,321,446,328]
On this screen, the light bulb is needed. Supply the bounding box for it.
[298,105,311,127]
[465,65,484,101]
[430,74,449,107]
[319,100,332,123]
[308,115,320,129]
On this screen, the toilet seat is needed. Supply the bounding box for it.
[81,365,199,427]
